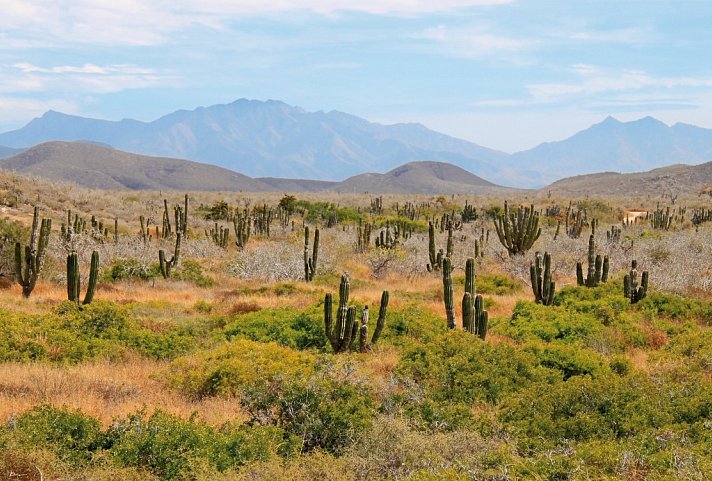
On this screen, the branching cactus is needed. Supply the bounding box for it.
[576,234,609,287]
[304,226,319,282]
[159,232,181,279]
[624,260,649,304]
[233,209,250,250]
[427,221,452,271]
[67,250,99,305]
[530,251,555,305]
[14,206,52,298]
[493,201,541,256]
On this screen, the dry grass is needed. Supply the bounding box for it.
[0,358,246,427]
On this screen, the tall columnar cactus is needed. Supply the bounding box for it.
[162,199,172,238]
[442,257,455,329]
[624,260,649,304]
[14,206,52,298]
[304,226,319,282]
[370,290,389,346]
[576,234,609,287]
[159,232,181,279]
[493,201,541,256]
[649,204,673,230]
[325,273,355,353]
[427,222,442,271]
[67,250,99,305]
[462,293,488,340]
[530,251,555,305]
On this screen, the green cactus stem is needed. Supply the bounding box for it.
[442,257,455,329]
[530,251,555,305]
[576,234,609,287]
[370,290,389,346]
[67,250,99,305]
[325,273,355,353]
[624,260,648,304]
[304,226,319,282]
[14,206,52,298]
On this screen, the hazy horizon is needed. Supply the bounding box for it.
[2,1,711,152]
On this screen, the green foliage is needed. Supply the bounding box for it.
[293,199,362,225]
[455,273,522,296]
[164,339,316,398]
[223,307,328,350]
[240,360,375,453]
[169,259,214,287]
[102,258,160,282]
[13,405,103,465]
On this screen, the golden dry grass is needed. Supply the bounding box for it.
[0,358,246,427]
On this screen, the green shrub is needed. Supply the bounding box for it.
[170,259,214,287]
[164,339,316,398]
[14,405,103,465]
[223,307,327,351]
[240,361,375,454]
[102,258,160,282]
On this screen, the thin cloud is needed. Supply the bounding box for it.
[0,63,177,94]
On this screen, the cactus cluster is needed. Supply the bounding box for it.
[207,223,229,248]
[624,260,648,304]
[356,219,372,252]
[14,206,52,298]
[370,196,383,215]
[461,200,477,223]
[442,257,488,339]
[493,201,541,256]
[304,226,319,282]
[67,250,98,305]
[530,251,555,305]
[576,234,609,287]
[324,273,388,353]
[233,209,251,250]
[648,204,673,230]
[564,202,587,239]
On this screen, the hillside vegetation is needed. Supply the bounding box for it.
[0,171,710,480]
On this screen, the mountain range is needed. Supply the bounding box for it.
[0,141,511,194]
[1,99,712,189]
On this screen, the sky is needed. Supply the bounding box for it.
[1,0,712,153]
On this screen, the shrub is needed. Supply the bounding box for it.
[170,259,214,287]
[14,405,103,465]
[102,258,160,282]
[223,307,327,351]
[164,339,316,398]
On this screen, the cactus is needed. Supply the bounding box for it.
[427,221,452,271]
[493,201,541,256]
[207,223,229,248]
[159,232,181,279]
[530,251,555,305]
[624,260,648,304]
[370,291,389,346]
[461,200,477,223]
[649,204,673,230]
[162,199,172,238]
[564,202,587,239]
[576,234,609,287]
[325,273,355,353]
[67,250,99,305]
[304,226,319,282]
[14,206,52,298]
[460,257,488,339]
[442,257,455,329]
[233,209,250,250]
[356,219,372,252]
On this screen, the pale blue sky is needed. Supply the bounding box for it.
[1,0,711,152]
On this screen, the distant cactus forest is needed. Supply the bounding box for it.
[0,173,711,480]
